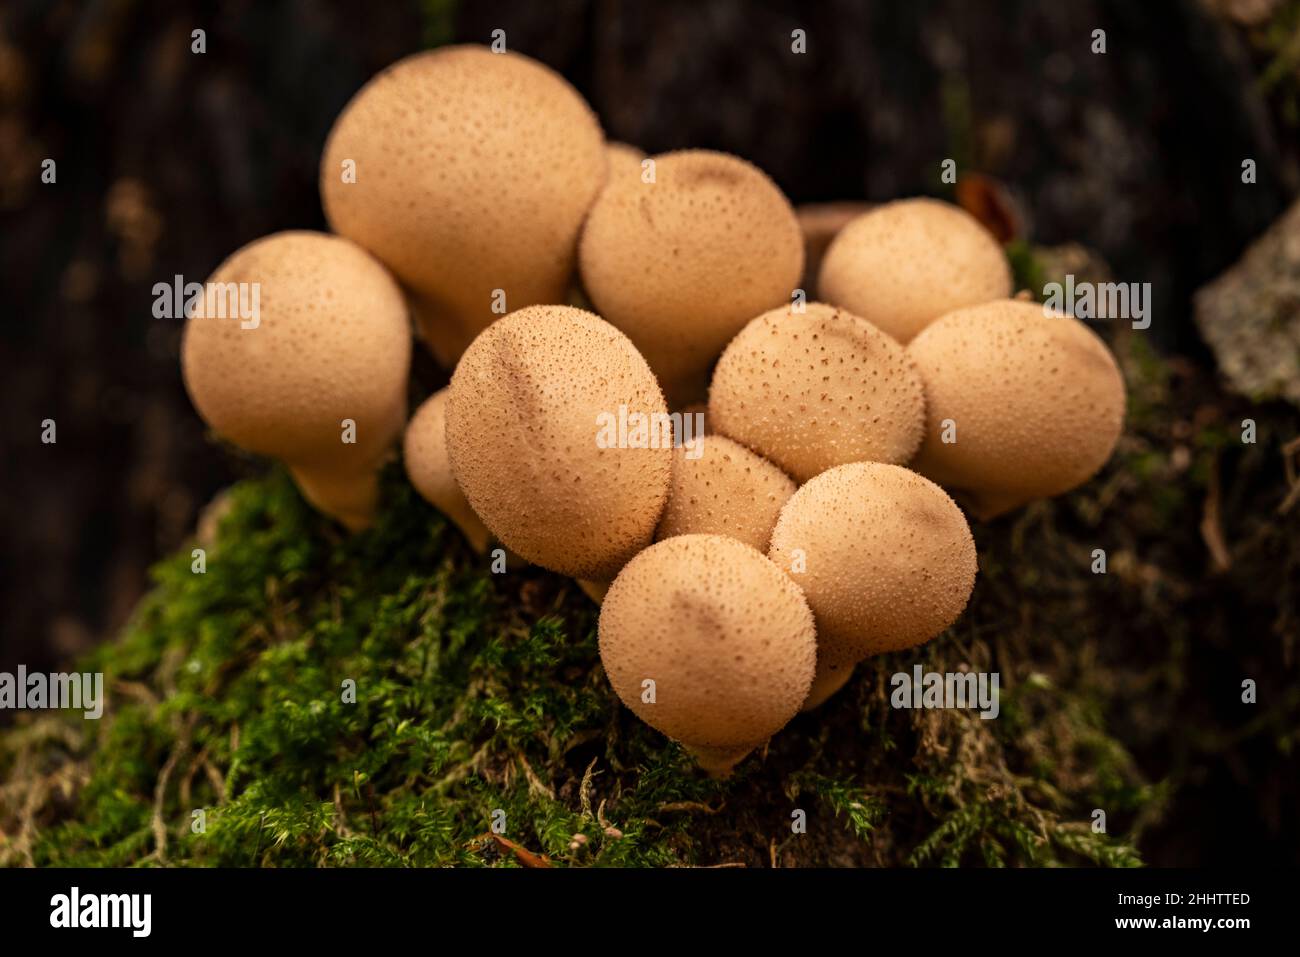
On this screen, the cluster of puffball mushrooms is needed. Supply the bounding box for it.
[181,46,1126,777]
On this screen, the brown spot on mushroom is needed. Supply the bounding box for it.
[181,231,410,531]
[768,462,977,665]
[445,305,671,579]
[818,197,1012,344]
[654,434,795,551]
[578,149,804,405]
[708,301,925,482]
[598,534,817,776]
[906,299,1126,519]
[404,388,492,553]
[321,45,607,365]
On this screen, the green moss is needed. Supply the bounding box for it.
[4,334,1296,867]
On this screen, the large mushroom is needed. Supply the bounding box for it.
[768,462,978,706]
[599,534,817,776]
[579,149,804,404]
[818,198,1012,344]
[709,302,925,482]
[907,299,1126,519]
[445,305,672,580]
[181,231,410,531]
[320,45,607,366]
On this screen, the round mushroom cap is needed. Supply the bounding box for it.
[907,299,1126,518]
[655,434,795,551]
[321,46,606,362]
[181,230,411,471]
[578,149,804,403]
[709,302,925,482]
[599,534,817,761]
[768,462,977,665]
[404,389,492,553]
[818,198,1012,343]
[445,305,672,579]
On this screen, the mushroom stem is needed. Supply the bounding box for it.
[683,743,756,779]
[287,460,384,533]
[802,658,855,711]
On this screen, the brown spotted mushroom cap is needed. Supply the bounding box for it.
[654,434,795,551]
[181,231,410,529]
[578,149,804,404]
[320,45,607,365]
[598,534,817,775]
[445,305,671,580]
[818,198,1012,344]
[768,462,977,665]
[709,302,925,483]
[907,299,1126,519]
[404,389,492,553]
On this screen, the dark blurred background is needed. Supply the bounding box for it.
[1,0,1297,862]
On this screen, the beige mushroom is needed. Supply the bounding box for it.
[604,141,647,184]
[709,302,925,482]
[598,534,817,776]
[768,462,977,672]
[181,231,410,531]
[796,201,873,295]
[445,305,671,579]
[907,299,1126,519]
[403,389,492,552]
[818,197,1012,343]
[579,149,804,404]
[321,45,607,366]
[654,435,795,551]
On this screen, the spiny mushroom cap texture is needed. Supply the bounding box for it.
[403,389,491,552]
[654,434,796,551]
[599,534,817,751]
[907,299,1126,519]
[709,302,925,482]
[181,230,410,471]
[578,149,804,402]
[768,462,977,665]
[320,45,606,363]
[445,305,671,580]
[818,197,1012,344]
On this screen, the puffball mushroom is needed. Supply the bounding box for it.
[818,198,1012,344]
[655,435,795,551]
[579,149,804,404]
[709,302,925,482]
[182,231,410,531]
[320,45,607,366]
[599,534,817,776]
[907,299,1126,519]
[445,304,672,580]
[604,142,646,184]
[769,462,977,669]
[403,389,492,553]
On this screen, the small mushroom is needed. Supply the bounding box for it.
[321,45,607,366]
[579,149,804,404]
[709,302,925,482]
[445,305,672,579]
[654,435,795,552]
[403,389,492,552]
[768,462,977,675]
[818,197,1012,344]
[182,231,410,531]
[907,299,1126,519]
[598,534,817,776]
